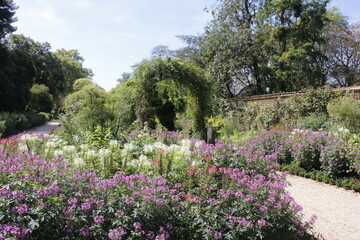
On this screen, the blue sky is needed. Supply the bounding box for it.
[14,0,360,91]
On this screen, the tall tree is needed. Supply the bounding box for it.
[320,9,360,86]
[54,48,93,94]
[201,0,328,98]
[0,0,17,41]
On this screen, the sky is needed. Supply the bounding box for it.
[13,0,360,91]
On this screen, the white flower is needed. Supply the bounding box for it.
[63,145,76,154]
[80,144,89,151]
[99,148,111,158]
[143,144,154,154]
[45,141,56,149]
[109,140,119,149]
[74,157,85,167]
[122,143,135,155]
[179,145,191,157]
[54,150,64,157]
[180,139,192,148]
[86,150,97,159]
[194,141,203,148]
[18,144,28,152]
[153,142,167,152]
[139,154,149,167]
[21,134,39,142]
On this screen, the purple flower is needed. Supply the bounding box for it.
[108,227,126,239]
[171,195,180,202]
[93,215,105,224]
[124,197,135,205]
[245,195,254,202]
[67,198,78,205]
[80,228,90,236]
[214,231,223,239]
[115,210,125,218]
[156,198,165,205]
[257,219,266,227]
[133,222,142,229]
[146,231,155,239]
[207,198,217,206]
[12,204,28,215]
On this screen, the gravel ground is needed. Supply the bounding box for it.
[286,174,360,240]
[25,121,60,135]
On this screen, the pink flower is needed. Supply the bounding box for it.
[93,215,105,224]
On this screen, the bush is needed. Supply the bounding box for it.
[0,112,29,136]
[23,112,47,128]
[300,113,327,130]
[327,96,360,133]
[0,121,5,138]
[28,84,54,112]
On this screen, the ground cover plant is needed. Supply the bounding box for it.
[0,130,317,240]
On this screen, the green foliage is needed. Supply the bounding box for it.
[327,96,360,133]
[0,112,29,136]
[0,0,17,40]
[0,111,47,137]
[300,113,327,130]
[201,0,329,97]
[28,84,54,112]
[112,58,212,138]
[22,112,47,128]
[63,79,113,137]
[0,120,5,138]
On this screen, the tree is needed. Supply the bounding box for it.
[320,9,360,87]
[28,84,53,112]
[0,0,17,41]
[174,35,206,68]
[54,48,93,93]
[116,72,131,84]
[201,0,328,98]
[64,79,113,133]
[150,45,173,59]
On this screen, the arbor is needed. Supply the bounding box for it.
[112,58,212,137]
[201,0,328,97]
[0,0,17,41]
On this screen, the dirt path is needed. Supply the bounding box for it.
[286,174,360,240]
[25,121,60,135]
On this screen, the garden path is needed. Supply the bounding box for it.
[286,174,360,240]
[25,121,60,135]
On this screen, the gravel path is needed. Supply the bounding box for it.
[286,174,360,240]
[25,121,60,135]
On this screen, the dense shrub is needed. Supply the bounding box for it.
[0,112,50,138]
[28,84,54,112]
[0,112,29,136]
[300,113,327,130]
[327,96,360,133]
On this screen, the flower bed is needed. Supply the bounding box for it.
[0,131,315,239]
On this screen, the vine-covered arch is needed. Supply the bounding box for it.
[133,57,211,137]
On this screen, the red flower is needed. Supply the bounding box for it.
[151,159,160,166]
[186,168,196,175]
[184,194,193,200]
[204,156,213,163]
[208,165,218,174]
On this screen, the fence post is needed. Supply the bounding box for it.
[207,122,212,144]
